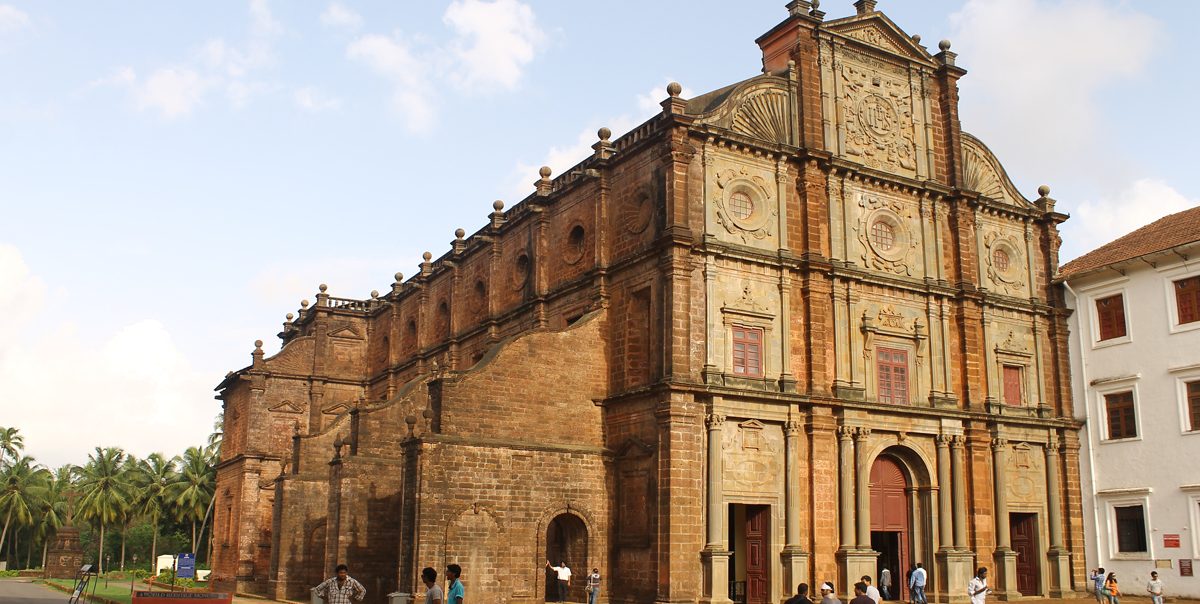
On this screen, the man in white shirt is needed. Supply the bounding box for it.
[1146,571,1164,604]
[861,575,881,604]
[546,560,572,603]
[422,568,443,604]
[909,564,927,604]
[880,568,892,600]
[968,567,990,604]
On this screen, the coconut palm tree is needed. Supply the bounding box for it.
[76,447,132,574]
[167,446,214,554]
[0,427,24,469]
[133,452,178,569]
[0,456,49,558]
[32,466,70,568]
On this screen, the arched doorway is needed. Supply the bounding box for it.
[544,514,588,603]
[870,456,909,601]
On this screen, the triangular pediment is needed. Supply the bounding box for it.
[825,14,934,65]
[268,400,303,414]
[328,326,363,340]
[322,402,352,415]
[616,436,654,459]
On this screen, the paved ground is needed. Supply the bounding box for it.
[0,578,68,603]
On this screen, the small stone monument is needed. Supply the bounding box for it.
[44,489,85,579]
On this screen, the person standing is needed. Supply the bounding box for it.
[546,560,572,603]
[850,582,874,604]
[1146,571,1163,604]
[908,563,927,604]
[819,582,842,604]
[1090,568,1106,603]
[784,583,813,604]
[314,564,366,604]
[861,576,880,604]
[422,568,443,604]
[880,568,892,601]
[968,568,989,604]
[446,564,464,604]
[586,568,601,604]
[1104,572,1121,604]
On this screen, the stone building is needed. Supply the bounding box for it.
[1062,207,1200,598]
[211,2,1085,603]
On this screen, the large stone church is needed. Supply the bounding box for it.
[211,2,1085,603]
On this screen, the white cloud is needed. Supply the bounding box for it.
[118,66,217,119]
[1060,179,1199,262]
[347,33,436,131]
[443,0,546,93]
[321,2,363,31]
[0,245,221,468]
[0,5,31,32]
[294,86,342,111]
[951,0,1159,176]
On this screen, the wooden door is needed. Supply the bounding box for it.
[870,457,910,601]
[1010,513,1039,596]
[745,505,769,604]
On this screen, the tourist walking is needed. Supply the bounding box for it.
[880,568,892,601]
[861,576,880,604]
[586,568,601,604]
[546,560,572,603]
[785,583,814,604]
[908,563,927,604]
[1090,568,1106,603]
[1104,572,1121,604]
[819,582,842,604]
[314,564,366,604]
[447,564,464,604]
[850,582,874,604]
[422,568,443,604]
[1147,571,1164,604]
[967,568,990,604]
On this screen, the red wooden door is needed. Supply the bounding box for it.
[870,457,910,601]
[1011,513,1039,596]
[746,505,769,604]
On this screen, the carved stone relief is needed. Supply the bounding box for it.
[721,419,784,495]
[983,229,1026,294]
[855,194,918,275]
[712,164,779,244]
[838,56,917,176]
[731,90,790,144]
[1006,442,1045,503]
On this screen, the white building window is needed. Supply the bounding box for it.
[1093,378,1142,443]
[1101,491,1153,560]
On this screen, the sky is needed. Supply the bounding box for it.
[1,0,1197,468]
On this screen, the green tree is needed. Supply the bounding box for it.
[0,456,49,558]
[166,446,214,554]
[76,447,132,573]
[133,452,178,569]
[32,466,70,568]
[0,427,24,469]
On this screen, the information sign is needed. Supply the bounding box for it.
[176,553,196,579]
[1182,559,1193,577]
[1164,534,1181,548]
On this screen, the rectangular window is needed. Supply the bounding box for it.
[877,348,909,405]
[1003,365,1023,406]
[732,327,762,376]
[1114,505,1148,552]
[1176,277,1200,325]
[1188,381,1200,431]
[1105,391,1137,440]
[1096,294,1127,341]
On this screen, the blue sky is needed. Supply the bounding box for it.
[2,0,1197,467]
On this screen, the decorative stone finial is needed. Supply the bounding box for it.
[319,284,328,293]
[422,407,434,419]
[1038,185,1050,197]
[539,166,552,179]
[666,82,682,97]
[912,34,921,44]
[1035,185,1057,213]
[939,39,951,52]
[301,299,309,309]
[286,313,294,321]
[405,415,417,426]
[394,272,404,282]
[370,290,379,299]
[854,0,876,15]
[811,0,819,8]
[422,251,432,261]
[598,127,611,142]
[254,340,264,349]
[455,228,465,239]
[493,200,504,211]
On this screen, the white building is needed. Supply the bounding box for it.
[1063,206,1200,598]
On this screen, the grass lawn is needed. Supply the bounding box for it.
[42,577,142,604]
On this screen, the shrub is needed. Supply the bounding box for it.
[0,570,19,578]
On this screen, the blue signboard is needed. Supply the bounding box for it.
[176,553,196,579]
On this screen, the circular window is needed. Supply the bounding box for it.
[993,248,1010,272]
[512,254,530,290]
[728,192,754,220]
[871,221,895,251]
[563,225,585,264]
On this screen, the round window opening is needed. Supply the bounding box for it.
[993,248,1010,272]
[728,192,754,220]
[871,221,895,251]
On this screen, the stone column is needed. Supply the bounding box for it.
[838,427,856,548]
[855,428,872,548]
[950,437,967,549]
[702,412,733,604]
[1045,434,1072,598]
[940,436,974,603]
[992,438,1020,600]
[936,436,953,551]
[782,421,810,593]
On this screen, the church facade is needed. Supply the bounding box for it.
[211,2,1085,604]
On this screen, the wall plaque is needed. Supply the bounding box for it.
[1164,534,1181,548]
[1182,559,1193,577]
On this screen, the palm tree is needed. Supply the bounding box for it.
[117,454,142,570]
[133,452,178,569]
[166,446,215,554]
[32,466,70,568]
[76,447,132,574]
[0,427,24,469]
[0,456,49,558]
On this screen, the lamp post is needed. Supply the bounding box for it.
[105,554,111,588]
[131,554,139,594]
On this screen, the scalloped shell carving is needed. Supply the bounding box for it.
[732,90,789,144]
[963,145,1005,201]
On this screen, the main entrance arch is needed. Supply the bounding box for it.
[544,513,588,602]
[870,455,910,601]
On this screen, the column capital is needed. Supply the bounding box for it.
[991,437,1009,452]
[837,426,855,441]
[1046,434,1061,454]
[950,435,966,449]
[784,421,804,436]
[706,413,727,430]
[853,427,871,442]
[936,434,953,447]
